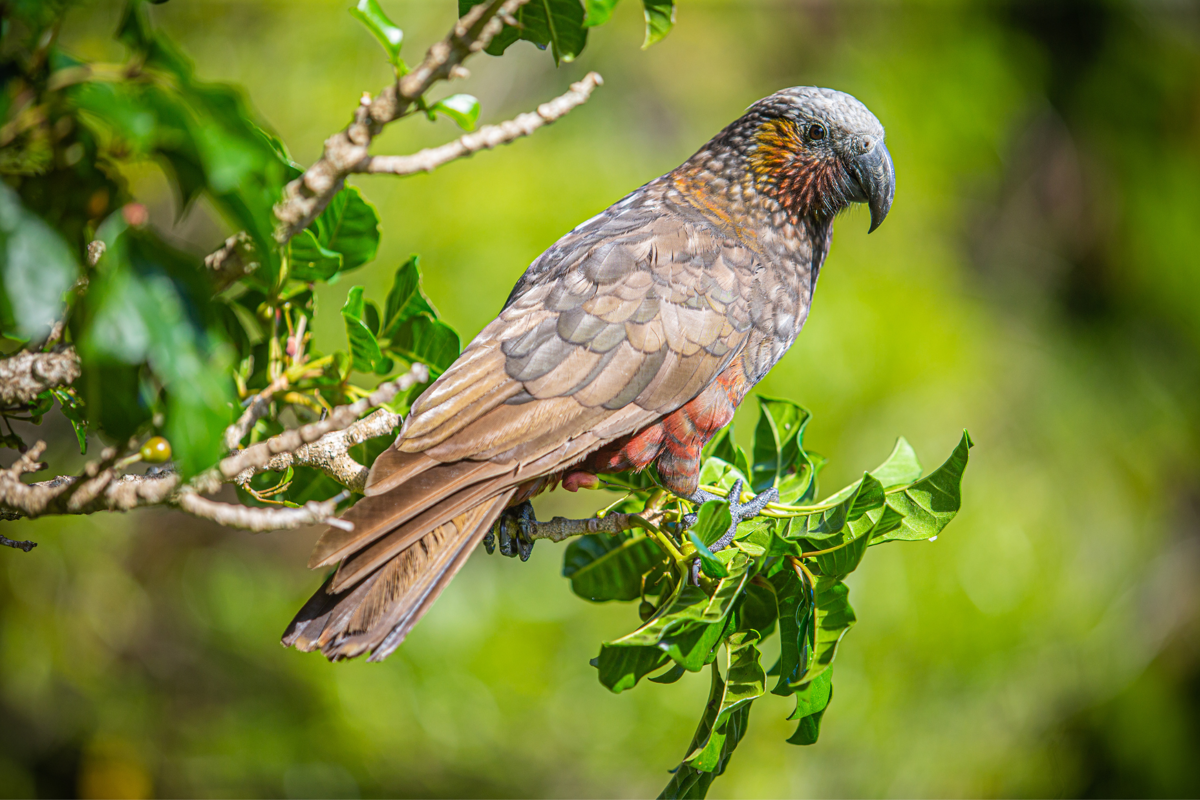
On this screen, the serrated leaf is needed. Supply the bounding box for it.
[563,532,666,602]
[349,0,404,67]
[814,526,871,579]
[878,431,973,542]
[802,472,886,543]
[341,286,384,372]
[288,229,343,282]
[641,0,675,47]
[432,94,480,131]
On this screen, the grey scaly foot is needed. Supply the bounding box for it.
[483,501,537,561]
[682,478,778,584]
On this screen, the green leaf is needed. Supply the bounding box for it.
[382,256,437,338]
[50,388,88,454]
[660,641,756,798]
[594,644,669,694]
[738,582,778,639]
[596,555,753,691]
[341,286,384,372]
[78,219,235,475]
[649,661,687,685]
[641,0,675,48]
[691,500,731,548]
[769,567,812,695]
[288,230,343,282]
[563,532,667,602]
[872,437,923,488]
[803,472,886,543]
[312,186,380,272]
[786,668,833,746]
[463,0,589,63]
[878,431,973,542]
[584,0,620,26]
[794,577,856,686]
[0,184,79,340]
[750,396,814,502]
[349,0,404,67]
[432,94,480,131]
[386,315,461,376]
[688,531,729,579]
[75,9,288,268]
[684,627,765,771]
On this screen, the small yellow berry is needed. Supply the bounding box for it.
[140,436,172,463]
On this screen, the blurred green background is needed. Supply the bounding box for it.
[3,0,1200,797]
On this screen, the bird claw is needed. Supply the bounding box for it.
[683,478,778,584]
[484,501,536,561]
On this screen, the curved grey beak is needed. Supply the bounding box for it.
[846,140,895,233]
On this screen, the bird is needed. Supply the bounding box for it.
[282,86,895,662]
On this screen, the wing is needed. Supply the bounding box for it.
[376,197,760,484]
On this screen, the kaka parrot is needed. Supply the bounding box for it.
[283,86,895,662]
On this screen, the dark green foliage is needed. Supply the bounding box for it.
[569,399,971,796]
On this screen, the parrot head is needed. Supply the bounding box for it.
[731,86,896,232]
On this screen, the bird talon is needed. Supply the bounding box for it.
[683,479,779,561]
[489,501,537,561]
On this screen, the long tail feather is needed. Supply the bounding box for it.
[282,490,513,662]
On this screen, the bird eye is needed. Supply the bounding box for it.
[807,123,827,141]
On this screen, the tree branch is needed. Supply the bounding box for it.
[204,231,259,291]
[0,533,37,551]
[522,512,646,543]
[0,347,80,405]
[273,0,531,243]
[232,407,399,493]
[0,364,426,532]
[214,362,427,483]
[362,72,603,176]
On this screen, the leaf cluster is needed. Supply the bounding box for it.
[460,0,676,63]
[563,398,972,797]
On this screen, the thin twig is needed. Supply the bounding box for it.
[273,0,530,243]
[224,373,289,452]
[215,363,427,482]
[175,491,351,533]
[362,73,603,176]
[0,533,37,551]
[233,407,399,493]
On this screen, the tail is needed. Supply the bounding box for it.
[282,450,517,662]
